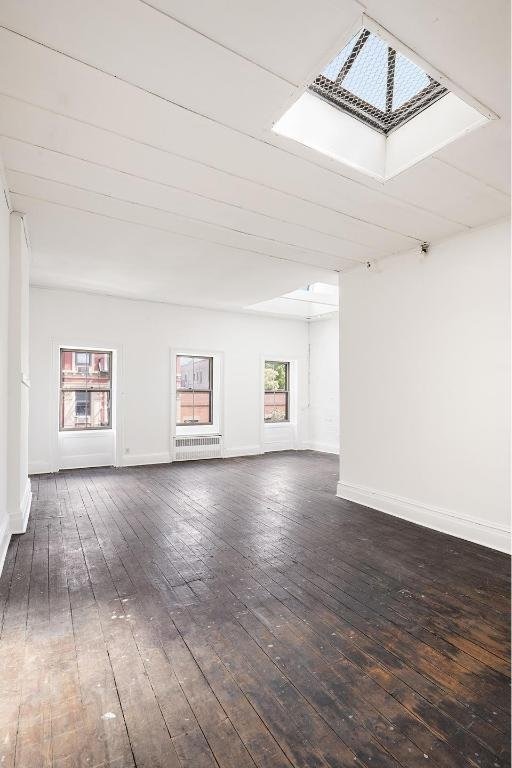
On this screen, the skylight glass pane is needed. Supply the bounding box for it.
[320,35,358,82]
[309,28,448,134]
[342,33,388,111]
[392,52,431,109]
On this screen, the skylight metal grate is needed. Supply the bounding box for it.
[309,28,448,135]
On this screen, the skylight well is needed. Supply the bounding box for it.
[310,28,448,135]
[272,22,492,180]
[246,282,338,319]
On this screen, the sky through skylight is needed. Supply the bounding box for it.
[312,28,447,134]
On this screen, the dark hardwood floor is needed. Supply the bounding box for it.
[0,451,510,768]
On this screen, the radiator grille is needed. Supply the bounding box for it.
[173,435,222,461]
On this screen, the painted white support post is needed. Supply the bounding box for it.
[7,212,31,534]
[337,271,343,496]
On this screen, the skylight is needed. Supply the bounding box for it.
[309,28,448,134]
[273,21,492,180]
[246,282,338,319]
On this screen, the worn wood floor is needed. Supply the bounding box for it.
[0,451,510,768]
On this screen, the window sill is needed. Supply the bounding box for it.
[175,423,220,437]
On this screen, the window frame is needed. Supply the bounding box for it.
[264,360,290,424]
[59,348,113,432]
[176,354,214,427]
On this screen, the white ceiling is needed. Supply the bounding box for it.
[0,0,509,311]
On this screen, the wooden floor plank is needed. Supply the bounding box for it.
[0,451,509,768]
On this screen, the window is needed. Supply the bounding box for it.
[60,349,112,430]
[264,361,289,423]
[309,28,447,134]
[176,355,213,426]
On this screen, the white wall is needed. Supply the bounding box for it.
[308,315,339,454]
[7,213,31,533]
[0,176,10,570]
[29,287,310,471]
[338,219,511,553]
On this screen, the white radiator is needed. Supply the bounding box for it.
[173,435,222,461]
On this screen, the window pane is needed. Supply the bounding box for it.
[264,361,279,392]
[60,349,74,373]
[264,392,288,422]
[88,352,111,390]
[176,355,211,391]
[176,356,194,389]
[61,349,86,390]
[192,357,211,390]
[176,391,212,424]
[75,351,89,370]
[264,360,288,392]
[61,350,111,390]
[61,390,90,430]
[193,391,211,424]
[274,362,288,390]
[90,352,110,374]
[90,391,111,428]
[176,390,194,424]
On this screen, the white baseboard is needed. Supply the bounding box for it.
[337,481,511,554]
[121,452,171,467]
[305,442,339,455]
[223,445,262,458]
[30,447,264,473]
[29,460,54,475]
[10,478,32,534]
[121,448,265,466]
[263,441,296,453]
[0,512,10,577]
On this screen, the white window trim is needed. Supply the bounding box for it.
[170,348,224,439]
[58,348,113,433]
[263,360,291,426]
[50,340,123,471]
[260,355,300,452]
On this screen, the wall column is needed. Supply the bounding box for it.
[7,212,31,534]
